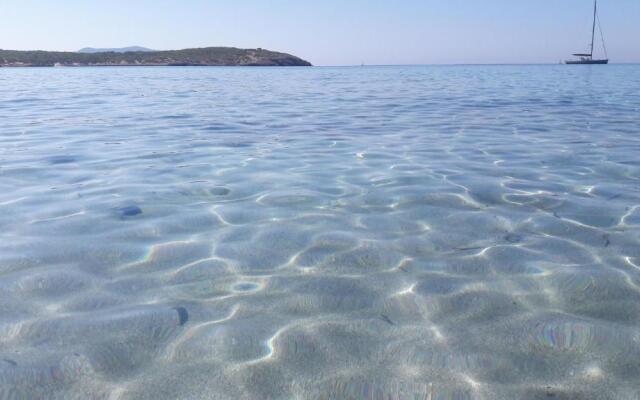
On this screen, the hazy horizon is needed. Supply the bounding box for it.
[1,0,639,66]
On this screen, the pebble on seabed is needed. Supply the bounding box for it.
[174,307,189,326]
[118,206,143,218]
[209,187,231,196]
[47,155,77,165]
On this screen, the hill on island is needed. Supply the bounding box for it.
[78,46,155,53]
[0,47,312,67]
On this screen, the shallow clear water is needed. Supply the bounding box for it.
[1,65,640,399]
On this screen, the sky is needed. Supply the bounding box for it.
[1,0,638,65]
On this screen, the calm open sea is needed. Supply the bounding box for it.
[1,65,640,399]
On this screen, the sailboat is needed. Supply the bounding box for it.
[566,0,609,64]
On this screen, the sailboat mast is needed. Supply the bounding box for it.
[566,0,608,63]
[590,0,598,57]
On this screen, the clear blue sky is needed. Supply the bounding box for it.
[1,0,638,65]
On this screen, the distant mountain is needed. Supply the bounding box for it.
[78,46,155,53]
[0,47,312,67]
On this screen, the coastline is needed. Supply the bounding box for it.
[0,63,314,68]
[0,46,313,67]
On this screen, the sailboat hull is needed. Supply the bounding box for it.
[565,59,609,65]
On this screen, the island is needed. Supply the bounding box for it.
[0,47,312,67]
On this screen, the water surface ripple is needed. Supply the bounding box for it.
[1,65,640,399]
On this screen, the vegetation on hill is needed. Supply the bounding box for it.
[78,46,155,53]
[0,47,312,67]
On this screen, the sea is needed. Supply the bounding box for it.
[1,65,639,399]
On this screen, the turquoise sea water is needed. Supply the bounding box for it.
[1,65,640,399]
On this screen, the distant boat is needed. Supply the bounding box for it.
[566,0,609,64]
